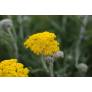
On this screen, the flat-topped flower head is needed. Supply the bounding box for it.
[0,59,29,77]
[24,31,60,56]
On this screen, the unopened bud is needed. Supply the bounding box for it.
[67,55,73,60]
[76,63,88,73]
[0,19,13,30]
[53,51,64,58]
[44,56,54,62]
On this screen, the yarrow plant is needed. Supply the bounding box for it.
[0,59,29,77]
[0,18,18,58]
[24,31,60,56]
[24,31,63,77]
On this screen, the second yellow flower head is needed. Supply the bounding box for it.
[0,59,29,77]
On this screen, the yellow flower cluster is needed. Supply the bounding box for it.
[24,31,60,56]
[0,59,29,77]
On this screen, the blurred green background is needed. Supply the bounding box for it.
[0,15,92,77]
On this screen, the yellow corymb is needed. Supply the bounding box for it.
[0,59,29,77]
[24,31,60,56]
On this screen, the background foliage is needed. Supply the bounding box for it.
[0,15,92,77]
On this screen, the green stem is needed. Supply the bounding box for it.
[18,16,24,40]
[75,16,88,67]
[7,28,18,58]
[41,56,49,73]
[49,61,54,77]
[12,26,17,40]
[7,15,17,40]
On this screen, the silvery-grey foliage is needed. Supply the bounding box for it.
[0,19,13,30]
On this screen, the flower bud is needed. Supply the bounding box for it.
[44,56,54,62]
[53,51,64,58]
[0,19,13,30]
[67,54,73,60]
[76,63,88,73]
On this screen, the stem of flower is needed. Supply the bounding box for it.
[49,61,54,77]
[75,16,88,67]
[18,15,24,40]
[7,28,18,58]
[41,56,49,73]
[7,15,17,40]
[12,26,17,40]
